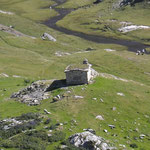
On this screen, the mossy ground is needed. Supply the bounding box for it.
[0,0,150,149]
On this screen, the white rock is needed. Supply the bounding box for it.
[44,109,51,114]
[117,92,125,96]
[112,107,116,111]
[104,49,116,52]
[0,73,9,78]
[48,134,52,137]
[108,124,115,129]
[74,95,84,99]
[0,10,14,15]
[41,33,56,42]
[96,115,104,120]
[103,129,108,133]
[12,75,21,78]
[100,98,104,102]
[140,134,145,139]
[118,25,150,33]
[69,131,116,150]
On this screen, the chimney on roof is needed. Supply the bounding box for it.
[83,58,88,64]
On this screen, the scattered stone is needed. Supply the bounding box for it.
[112,134,118,137]
[117,92,125,96]
[112,107,116,111]
[108,124,115,129]
[69,131,116,150]
[48,130,53,133]
[103,129,108,133]
[0,10,14,15]
[44,109,51,114]
[41,33,56,42]
[11,80,53,105]
[0,73,9,78]
[71,119,77,124]
[9,25,14,28]
[139,134,145,139]
[60,145,68,149]
[144,115,149,118]
[0,114,39,131]
[96,115,104,120]
[12,75,21,78]
[85,47,96,51]
[55,51,71,57]
[48,134,52,137]
[119,144,126,148]
[69,128,73,132]
[120,21,132,26]
[134,137,138,140]
[74,95,84,99]
[100,98,104,102]
[104,49,116,52]
[52,94,62,102]
[134,128,139,132]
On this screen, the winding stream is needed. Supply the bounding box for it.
[44,0,149,52]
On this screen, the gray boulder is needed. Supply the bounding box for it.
[41,33,56,42]
[69,131,116,150]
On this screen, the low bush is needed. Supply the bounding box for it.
[1,134,46,150]
[48,131,66,142]
[17,112,40,120]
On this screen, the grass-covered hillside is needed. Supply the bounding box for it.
[58,0,150,44]
[0,0,150,150]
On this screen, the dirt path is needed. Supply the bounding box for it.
[44,0,150,53]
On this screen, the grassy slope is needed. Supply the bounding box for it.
[0,0,150,150]
[57,0,150,44]
[0,0,57,21]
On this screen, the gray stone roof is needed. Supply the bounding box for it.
[65,64,90,72]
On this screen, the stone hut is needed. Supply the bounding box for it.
[65,60,92,85]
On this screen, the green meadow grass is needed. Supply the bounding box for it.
[0,0,57,21]
[0,0,150,149]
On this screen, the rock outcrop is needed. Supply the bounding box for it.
[41,33,56,42]
[0,24,36,39]
[113,0,145,8]
[11,80,53,105]
[69,131,116,150]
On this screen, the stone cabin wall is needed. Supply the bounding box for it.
[66,70,89,85]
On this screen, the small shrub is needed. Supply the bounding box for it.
[49,124,57,130]
[1,134,46,150]
[26,130,48,141]
[130,143,138,148]
[24,79,30,84]
[17,113,39,120]
[48,131,66,142]
[44,118,51,125]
